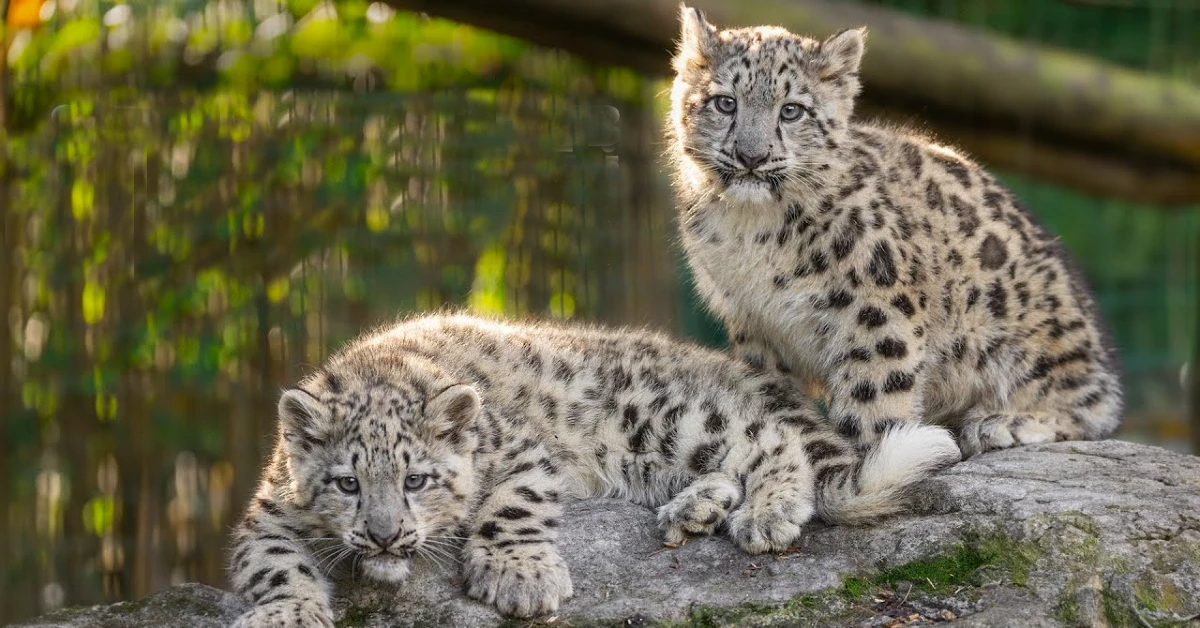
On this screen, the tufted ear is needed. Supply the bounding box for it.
[675,4,719,73]
[815,27,867,80]
[278,388,333,446]
[423,384,481,443]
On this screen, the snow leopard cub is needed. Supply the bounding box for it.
[228,313,960,625]
[669,6,1122,457]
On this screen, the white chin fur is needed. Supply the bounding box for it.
[721,179,774,206]
[361,554,412,582]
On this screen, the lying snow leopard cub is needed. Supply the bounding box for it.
[228,314,960,625]
[669,6,1123,456]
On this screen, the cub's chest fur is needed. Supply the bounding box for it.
[683,202,828,366]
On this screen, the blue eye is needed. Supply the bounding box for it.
[780,104,805,122]
[404,474,428,491]
[713,96,737,114]
[335,476,359,494]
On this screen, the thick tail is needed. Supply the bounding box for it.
[816,423,961,525]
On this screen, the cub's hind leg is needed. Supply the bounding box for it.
[462,445,573,618]
[657,472,743,544]
[956,411,1058,457]
[954,371,1122,457]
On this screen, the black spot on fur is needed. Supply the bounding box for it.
[901,142,923,177]
[851,381,877,403]
[873,419,899,435]
[809,250,829,274]
[831,209,865,260]
[496,506,532,520]
[846,347,872,362]
[987,280,1008,319]
[978,233,1008,271]
[629,421,653,452]
[882,371,916,393]
[857,306,887,328]
[835,418,861,439]
[804,440,845,462]
[689,442,723,474]
[622,405,639,431]
[891,294,916,318]
[932,154,972,187]
[876,337,908,359]
[828,289,853,309]
[705,411,727,434]
[924,180,944,213]
[515,486,543,503]
[868,241,897,287]
[952,337,968,361]
[950,195,980,237]
[757,382,793,412]
[966,286,981,310]
[246,568,271,590]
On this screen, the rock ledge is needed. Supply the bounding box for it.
[18,441,1200,627]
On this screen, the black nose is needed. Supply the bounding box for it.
[737,149,769,170]
[367,527,401,549]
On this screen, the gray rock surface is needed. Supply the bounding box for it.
[19,440,1200,627]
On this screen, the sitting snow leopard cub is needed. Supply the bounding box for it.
[228,314,960,625]
[669,6,1122,456]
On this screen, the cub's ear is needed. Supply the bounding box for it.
[815,27,867,80]
[278,388,333,446]
[675,3,719,73]
[423,384,481,443]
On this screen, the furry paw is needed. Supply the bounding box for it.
[657,472,743,544]
[959,413,1056,457]
[726,483,814,554]
[463,542,573,617]
[230,599,334,628]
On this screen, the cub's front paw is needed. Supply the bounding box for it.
[231,599,334,628]
[657,472,743,544]
[462,542,573,617]
[726,484,814,555]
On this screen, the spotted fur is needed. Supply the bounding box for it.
[228,313,960,624]
[669,6,1122,457]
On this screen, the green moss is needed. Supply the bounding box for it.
[1102,583,1139,628]
[686,604,762,628]
[335,606,371,628]
[840,576,872,598]
[1054,595,1082,625]
[847,531,1039,596]
[870,543,993,591]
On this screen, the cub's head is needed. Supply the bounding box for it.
[275,358,480,583]
[670,5,865,206]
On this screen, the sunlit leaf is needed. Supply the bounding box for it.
[469,245,506,315]
[548,291,576,319]
[82,496,116,536]
[266,277,290,303]
[82,280,106,324]
[70,179,94,220]
[365,206,389,232]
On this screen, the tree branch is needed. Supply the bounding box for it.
[384,0,1200,204]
